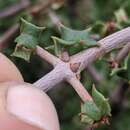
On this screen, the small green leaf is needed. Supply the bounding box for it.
[52,24,99,56]
[81,101,101,121]
[110,67,126,77]
[45,45,55,51]
[60,24,97,46]
[90,21,107,36]
[15,34,38,49]
[20,18,45,37]
[80,86,111,125]
[115,8,128,24]
[52,36,76,46]
[110,54,130,81]
[52,36,62,57]
[92,86,111,116]
[12,45,32,61]
[118,56,130,81]
[80,113,94,125]
[12,18,45,61]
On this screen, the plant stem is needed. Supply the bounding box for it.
[70,27,130,72]
[36,46,60,66]
[33,61,74,91]
[48,10,61,26]
[0,0,30,18]
[0,24,19,51]
[33,64,65,92]
[67,77,92,102]
[86,65,103,84]
[30,1,52,15]
[115,42,130,65]
[34,27,130,92]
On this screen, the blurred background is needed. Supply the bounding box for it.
[0,0,130,130]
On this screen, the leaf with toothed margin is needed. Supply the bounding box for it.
[12,18,45,61]
[92,86,111,116]
[52,36,76,46]
[80,86,111,125]
[51,24,99,56]
[90,21,107,36]
[60,24,97,46]
[115,8,128,24]
[52,36,62,57]
[110,54,128,77]
[80,113,94,125]
[114,8,130,28]
[81,101,101,122]
[110,67,126,77]
[12,45,32,62]
[45,45,55,50]
[110,54,130,81]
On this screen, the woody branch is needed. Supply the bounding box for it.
[33,27,130,102]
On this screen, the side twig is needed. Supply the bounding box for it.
[0,24,19,50]
[36,46,60,66]
[67,77,92,102]
[115,42,130,65]
[48,10,61,26]
[86,65,103,84]
[0,0,30,19]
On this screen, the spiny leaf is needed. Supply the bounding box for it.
[80,113,94,125]
[81,101,101,121]
[114,8,130,28]
[52,24,99,56]
[12,18,45,61]
[90,21,107,36]
[12,45,32,61]
[15,34,38,49]
[52,36,76,46]
[92,86,111,116]
[111,54,128,76]
[20,18,45,37]
[110,67,126,77]
[60,24,97,46]
[45,45,55,52]
[80,86,111,126]
[115,8,128,24]
[110,54,130,81]
[52,36,62,57]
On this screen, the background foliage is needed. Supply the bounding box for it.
[1,0,130,130]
